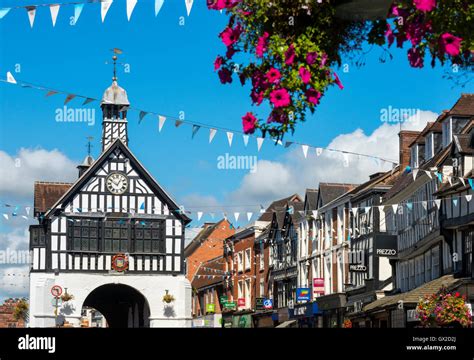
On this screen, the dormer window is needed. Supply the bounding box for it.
[425,133,434,160]
[442,118,452,147]
[410,146,419,169]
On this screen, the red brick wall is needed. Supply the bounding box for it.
[186,220,234,282]
[0,299,25,328]
[232,233,256,310]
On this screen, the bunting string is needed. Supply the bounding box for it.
[0,74,399,166]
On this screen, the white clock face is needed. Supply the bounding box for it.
[106,173,128,195]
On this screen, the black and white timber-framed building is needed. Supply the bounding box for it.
[29,73,192,328]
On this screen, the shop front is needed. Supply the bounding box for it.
[316,293,347,328]
[288,302,322,328]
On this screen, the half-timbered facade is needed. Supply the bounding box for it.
[29,78,192,328]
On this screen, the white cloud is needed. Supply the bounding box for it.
[227,110,439,205]
[0,228,29,251]
[0,148,77,198]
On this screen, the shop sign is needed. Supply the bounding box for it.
[256,297,265,310]
[237,298,246,307]
[223,301,237,310]
[296,288,311,301]
[349,264,367,272]
[206,303,215,313]
[313,278,324,295]
[263,299,273,310]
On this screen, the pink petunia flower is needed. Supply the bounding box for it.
[267,111,288,124]
[256,32,270,58]
[408,47,424,68]
[305,88,321,105]
[214,56,223,71]
[220,25,242,47]
[385,24,394,47]
[250,91,264,105]
[285,44,296,65]
[413,0,436,12]
[242,112,257,134]
[208,0,241,10]
[306,51,318,65]
[439,33,462,56]
[333,72,344,90]
[218,68,233,84]
[226,46,237,59]
[299,67,311,84]
[270,88,291,107]
[266,68,281,83]
[320,53,328,68]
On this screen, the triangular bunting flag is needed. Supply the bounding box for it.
[246,212,253,221]
[126,0,138,21]
[226,132,233,147]
[391,204,398,213]
[74,3,84,24]
[364,206,370,213]
[82,98,95,105]
[234,212,240,222]
[139,111,148,123]
[197,211,203,221]
[425,170,432,179]
[2,214,8,220]
[412,169,419,181]
[6,71,16,84]
[301,145,309,158]
[140,202,145,210]
[285,141,293,148]
[453,198,458,207]
[64,94,76,104]
[25,207,30,215]
[242,135,249,147]
[447,176,453,186]
[460,178,466,187]
[406,203,413,210]
[185,0,194,16]
[101,0,113,23]
[257,137,264,152]
[175,120,184,127]
[0,8,11,20]
[50,5,60,27]
[377,205,384,213]
[312,210,318,218]
[191,125,200,139]
[434,199,441,209]
[316,147,323,156]
[209,128,217,143]
[155,0,164,16]
[436,172,443,183]
[468,178,474,190]
[466,194,472,202]
[26,7,36,28]
[158,115,166,132]
[422,201,427,210]
[351,208,358,216]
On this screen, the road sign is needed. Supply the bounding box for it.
[263,299,273,310]
[51,285,63,297]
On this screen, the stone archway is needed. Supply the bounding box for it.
[82,284,150,328]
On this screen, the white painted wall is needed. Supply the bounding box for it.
[29,272,192,328]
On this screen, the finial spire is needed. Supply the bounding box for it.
[109,48,123,82]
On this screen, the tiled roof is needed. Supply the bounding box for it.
[258,194,302,222]
[447,93,474,117]
[318,183,358,206]
[191,256,226,290]
[304,189,319,211]
[453,133,474,155]
[34,182,73,214]
[363,275,461,312]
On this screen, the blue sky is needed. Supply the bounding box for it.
[0,0,473,300]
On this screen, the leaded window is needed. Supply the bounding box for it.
[104,220,129,253]
[133,220,165,253]
[67,219,100,251]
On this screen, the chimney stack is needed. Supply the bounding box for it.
[398,131,420,170]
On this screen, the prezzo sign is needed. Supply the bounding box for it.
[376,248,397,256]
[349,264,367,272]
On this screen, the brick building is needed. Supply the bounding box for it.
[184,219,234,282]
[0,298,26,328]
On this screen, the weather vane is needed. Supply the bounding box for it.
[105,48,124,81]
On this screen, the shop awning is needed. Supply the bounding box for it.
[363,275,461,313]
[276,320,297,328]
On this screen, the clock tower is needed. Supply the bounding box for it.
[100,55,129,151]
